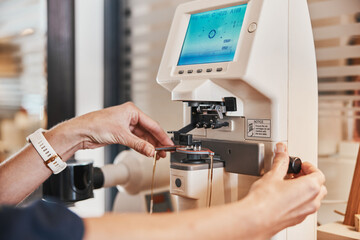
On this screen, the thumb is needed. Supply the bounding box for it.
[125,132,155,157]
[270,143,289,179]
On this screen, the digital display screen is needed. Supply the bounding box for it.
[178,4,248,66]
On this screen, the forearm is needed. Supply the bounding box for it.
[0,120,84,205]
[84,198,266,240]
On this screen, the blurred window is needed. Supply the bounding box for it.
[309,0,360,225]
[309,0,360,153]
[0,0,47,161]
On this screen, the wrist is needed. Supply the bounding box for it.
[237,194,271,240]
[44,120,86,161]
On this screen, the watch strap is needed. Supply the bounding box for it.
[27,128,67,174]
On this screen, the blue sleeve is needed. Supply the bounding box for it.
[0,200,84,240]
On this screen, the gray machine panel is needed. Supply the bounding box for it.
[201,139,264,176]
[170,139,264,176]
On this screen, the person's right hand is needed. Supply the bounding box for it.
[244,143,327,238]
[48,102,173,159]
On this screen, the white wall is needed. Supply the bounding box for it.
[71,0,105,218]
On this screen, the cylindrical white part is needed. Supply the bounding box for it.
[101,163,130,188]
[101,150,170,195]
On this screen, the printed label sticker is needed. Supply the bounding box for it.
[247,119,271,138]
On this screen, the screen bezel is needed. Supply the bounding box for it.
[156,0,264,83]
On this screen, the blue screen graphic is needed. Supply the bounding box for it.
[178,4,248,66]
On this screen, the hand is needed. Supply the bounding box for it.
[245,143,327,238]
[57,102,173,158]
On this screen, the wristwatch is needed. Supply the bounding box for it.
[26,128,67,174]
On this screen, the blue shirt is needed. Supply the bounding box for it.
[0,200,84,240]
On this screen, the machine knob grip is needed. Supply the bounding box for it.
[287,156,302,174]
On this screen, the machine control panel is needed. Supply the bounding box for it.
[171,4,248,77]
[175,64,227,76]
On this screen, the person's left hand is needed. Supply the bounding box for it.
[55,102,173,158]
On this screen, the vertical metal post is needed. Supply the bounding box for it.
[47,0,76,128]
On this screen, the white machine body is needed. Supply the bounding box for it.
[157,0,318,239]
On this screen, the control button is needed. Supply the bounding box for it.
[216,67,223,72]
[248,22,257,33]
[178,70,184,74]
[175,178,182,188]
[206,68,212,72]
[187,69,193,74]
[197,69,203,73]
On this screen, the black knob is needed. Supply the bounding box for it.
[288,156,302,174]
[175,178,182,188]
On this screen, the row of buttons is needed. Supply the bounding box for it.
[178,67,223,75]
